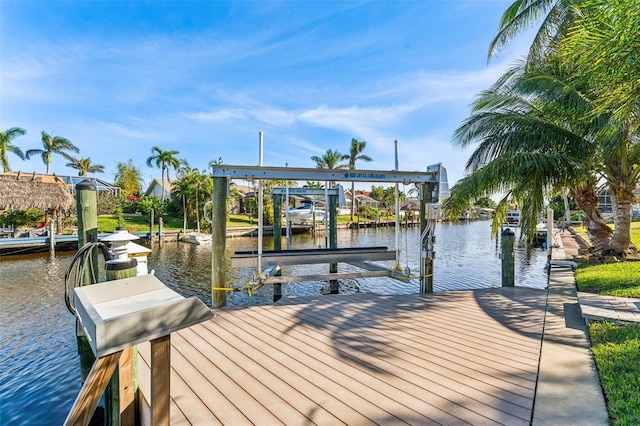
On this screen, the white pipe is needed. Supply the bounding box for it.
[285,164,290,249]
[547,207,553,260]
[258,131,264,274]
[324,182,329,248]
[394,140,400,266]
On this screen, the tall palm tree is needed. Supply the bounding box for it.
[145,146,182,202]
[66,156,105,177]
[173,167,197,233]
[0,127,26,172]
[25,131,79,174]
[346,138,373,219]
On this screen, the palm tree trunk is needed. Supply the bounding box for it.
[607,182,635,254]
[161,165,166,203]
[572,184,612,252]
[182,195,187,233]
[195,190,201,233]
[350,182,355,220]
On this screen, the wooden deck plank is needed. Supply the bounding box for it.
[214,307,460,424]
[181,325,304,425]
[243,301,536,413]
[249,301,536,404]
[272,297,539,388]
[322,292,544,365]
[241,298,534,423]
[185,322,349,425]
[138,288,546,426]
[201,317,398,425]
[210,309,430,425]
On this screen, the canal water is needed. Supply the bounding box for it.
[0,220,548,425]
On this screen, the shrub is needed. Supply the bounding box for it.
[0,209,44,227]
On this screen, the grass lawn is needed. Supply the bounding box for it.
[571,220,640,424]
[574,221,640,245]
[97,213,274,233]
[588,321,640,425]
[576,262,640,298]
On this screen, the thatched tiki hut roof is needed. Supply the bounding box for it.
[0,172,75,211]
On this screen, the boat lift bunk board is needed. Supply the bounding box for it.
[231,246,407,283]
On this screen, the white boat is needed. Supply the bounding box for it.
[181,232,212,244]
[286,205,326,225]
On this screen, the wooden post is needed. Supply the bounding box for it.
[64,351,123,426]
[74,179,101,422]
[272,194,283,302]
[118,346,136,426]
[105,257,138,425]
[49,219,55,254]
[76,179,99,285]
[329,194,338,294]
[151,335,171,426]
[419,184,434,293]
[212,177,227,308]
[158,216,164,248]
[149,208,154,247]
[501,227,515,287]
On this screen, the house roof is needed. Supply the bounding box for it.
[0,172,75,210]
[144,178,173,196]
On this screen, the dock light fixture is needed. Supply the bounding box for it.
[100,227,139,262]
[100,227,142,279]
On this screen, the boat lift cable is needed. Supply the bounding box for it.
[64,242,110,316]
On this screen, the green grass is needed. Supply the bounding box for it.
[574,221,640,245]
[96,213,277,232]
[97,215,184,232]
[588,321,640,425]
[576,262,640,297]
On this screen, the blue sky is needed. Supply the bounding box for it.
[1,1,532,190]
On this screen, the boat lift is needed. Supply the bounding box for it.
[209,162,445,308]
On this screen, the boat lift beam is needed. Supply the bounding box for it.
[211,165,438,184]
[231,246,395,268]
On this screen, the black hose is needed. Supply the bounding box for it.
[64,242,110,315]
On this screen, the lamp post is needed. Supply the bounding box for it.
[101,228,139,281]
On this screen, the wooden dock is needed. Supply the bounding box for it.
[138,288,547,425]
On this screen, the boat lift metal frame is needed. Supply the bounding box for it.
[210,164,441,308]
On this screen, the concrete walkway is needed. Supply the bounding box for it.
[532,230,609,425]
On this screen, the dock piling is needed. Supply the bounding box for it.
[212,177,228,308]
[501,228,515,287]
[272,194,283,302]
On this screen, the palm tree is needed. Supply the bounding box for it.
[488,0,575,62]
[304,181,324,188]
[66,156,105,177]
[173,167,197,233]
[208,157,224,168]
[311,149,348,188]
[445,57,636,254]
[0,127,27,172]
[346,138,373,220]
[311,149,348,170]
[25,131,79,174]
[146,146,182,203]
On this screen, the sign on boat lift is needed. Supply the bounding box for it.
[209,159,448,307]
